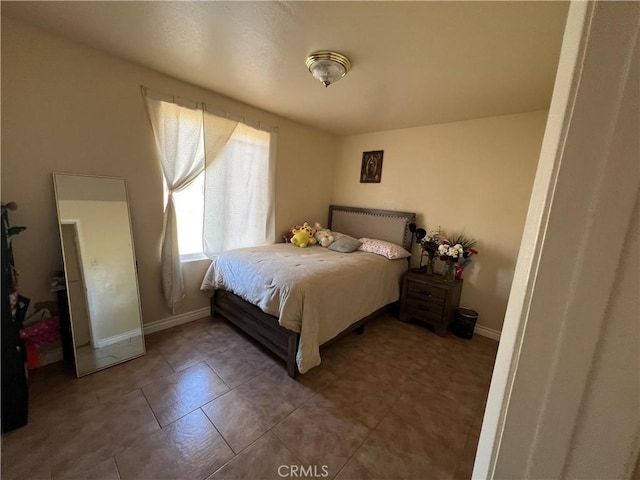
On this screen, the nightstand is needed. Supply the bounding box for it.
[399,272,463,336]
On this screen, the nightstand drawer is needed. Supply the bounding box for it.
[403,307,444,326]
[406,291,445,307]
[405,297,444,316]
[407,282,447,300]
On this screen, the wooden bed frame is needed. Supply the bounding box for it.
[210,205,416,378]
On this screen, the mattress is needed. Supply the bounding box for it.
[201,243,408,373]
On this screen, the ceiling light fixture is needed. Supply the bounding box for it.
[305,50,352,88]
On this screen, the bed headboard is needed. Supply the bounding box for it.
[328,205,416,251]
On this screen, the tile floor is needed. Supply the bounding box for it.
[75,334,144,374]
[1,313,498,480]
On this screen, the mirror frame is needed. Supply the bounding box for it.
[53,172,145,377]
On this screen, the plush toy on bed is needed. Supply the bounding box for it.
[290,222,317,248]
[313,223,336,248]
[282,227,297,243]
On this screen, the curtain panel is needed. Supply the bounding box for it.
[143,90,205,312]
[203,114,277,257]
[142,87,276,312]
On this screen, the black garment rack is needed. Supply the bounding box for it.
[1,202,29,432]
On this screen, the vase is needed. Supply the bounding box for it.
[425,256,436,275]
[455,264,464,280]
[443,261,455,283]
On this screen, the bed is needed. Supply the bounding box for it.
[201,205,416,377]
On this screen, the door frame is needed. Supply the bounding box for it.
[61,220,98,349]
[473,1,639,477]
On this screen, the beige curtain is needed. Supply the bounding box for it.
[202,112,239,257]
[203,112,276,256]
[143,89,204,312]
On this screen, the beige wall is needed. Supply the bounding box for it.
[1,18,337,325]
[2,17,546,334]
[332,111,547,332]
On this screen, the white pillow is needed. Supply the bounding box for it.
[358,238,411,260]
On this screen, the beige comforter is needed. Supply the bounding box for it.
[200,243,407,373]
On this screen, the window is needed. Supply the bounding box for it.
[167,112,275,260]
[143,88,275,309]
[172,172,205,261]
[203,121,275,256]
[159,116,206,262]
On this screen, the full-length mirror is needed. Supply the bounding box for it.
[53,173,144,376]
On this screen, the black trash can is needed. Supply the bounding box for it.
[453,308,478,339]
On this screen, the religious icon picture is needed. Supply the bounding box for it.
[360,150,384,183]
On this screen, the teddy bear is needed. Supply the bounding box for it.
[313,223,336,247]
[290,222,317,248]
[282,228,296,243]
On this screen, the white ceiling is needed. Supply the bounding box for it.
[1,1,569,136]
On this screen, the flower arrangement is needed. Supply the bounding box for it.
[409,223,478,280]
[437,233,478,281]
[437,234,478,265]
[420,229,444,261]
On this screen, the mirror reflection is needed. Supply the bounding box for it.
[53,174,144,376]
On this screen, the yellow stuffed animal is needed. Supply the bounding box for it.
[290,222,317,248]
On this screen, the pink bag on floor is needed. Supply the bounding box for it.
[19,315,61,368]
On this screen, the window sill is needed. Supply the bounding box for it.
[180,253,209,263]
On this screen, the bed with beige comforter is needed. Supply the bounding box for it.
[201,243,407,373]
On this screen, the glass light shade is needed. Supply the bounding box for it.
[306,51,352,87]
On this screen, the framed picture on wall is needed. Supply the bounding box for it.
[360,150,384,183]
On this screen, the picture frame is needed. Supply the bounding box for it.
[360,150,384,183]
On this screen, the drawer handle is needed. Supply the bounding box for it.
[417,289,432,297]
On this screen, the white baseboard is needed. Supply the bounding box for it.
[143,307,211,335]
[474,324,501,341]
[30,308,210,368]
[94,328,143,348]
